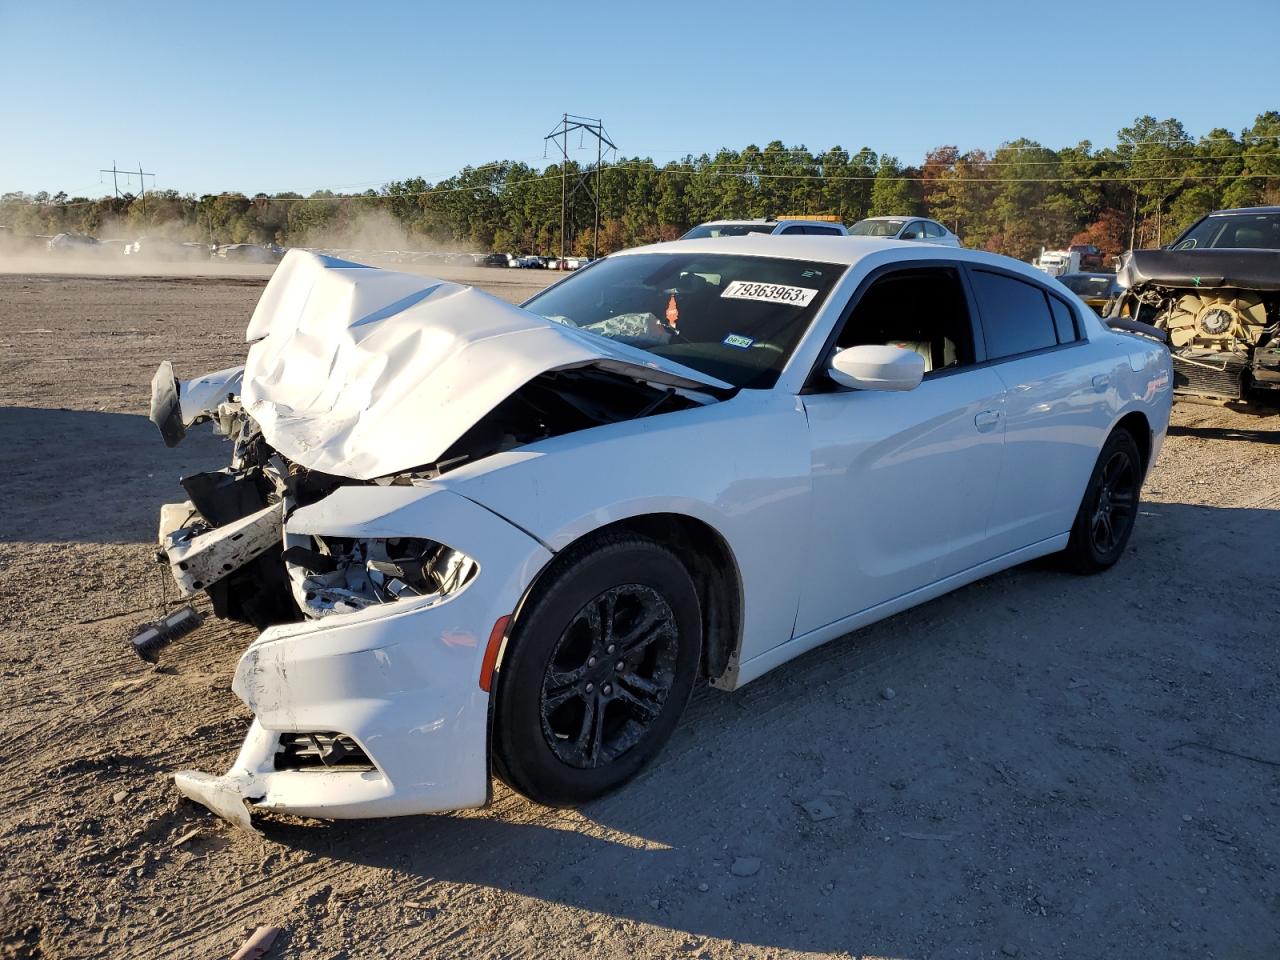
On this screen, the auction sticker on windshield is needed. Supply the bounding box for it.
[721,280,818,307]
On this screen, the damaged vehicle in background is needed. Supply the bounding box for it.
[147,238,1171,829]
[1057,272,1122,316]
[1109,205,1280,401]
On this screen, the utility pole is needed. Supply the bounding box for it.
[99,162,156,214]
[543,114,616,260]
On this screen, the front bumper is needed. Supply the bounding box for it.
[173,485,552,826]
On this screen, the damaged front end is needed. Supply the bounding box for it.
[1111,248,1280,401]
[145,250,728,826]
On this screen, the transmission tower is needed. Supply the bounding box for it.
[99,162,156,215]
[544,114,616,259]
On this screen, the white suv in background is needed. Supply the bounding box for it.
[850,216,961,246]
[681,218,849,239]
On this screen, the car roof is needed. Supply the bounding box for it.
[611,234,1033,273]
[1206,205,1280,217]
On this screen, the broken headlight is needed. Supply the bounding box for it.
[282,534,477,619]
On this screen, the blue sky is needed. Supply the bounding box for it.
[1,0,1276,197]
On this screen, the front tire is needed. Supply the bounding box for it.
[1060,428,1143,574]
[492,534,702,806]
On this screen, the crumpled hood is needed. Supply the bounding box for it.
[1117,247,1280,292]
[240,251,730,480]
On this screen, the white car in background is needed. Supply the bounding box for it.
[682,218,848,238]
[850,216,961,246]
[149,238,1171,828]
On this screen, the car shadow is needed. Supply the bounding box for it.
[1167,423,1280,444]
[0,406,227,543]
[246,500,1280,957]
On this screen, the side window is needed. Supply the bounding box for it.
[780,225,806,235]
[925,221,945,238]
[833,267,976,375]
[1048,294,1079,342]
[808,226,841,236]
[969,269,1059,359]
[900,221,926,239]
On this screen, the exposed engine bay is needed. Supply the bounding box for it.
[1111,249,1280,401]
[154,362,705,630]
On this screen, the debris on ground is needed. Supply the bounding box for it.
[799,798,837,822]
[230,926,281,960]
[730,857,762,877]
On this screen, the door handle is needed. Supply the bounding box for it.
[974,410,1002,432]
[1092,374,1111,391]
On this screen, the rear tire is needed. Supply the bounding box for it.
[1060,428,1143,575]
[492,534,701,807]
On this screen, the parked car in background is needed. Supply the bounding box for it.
[482,252,511,267]
[1109,205,1280,401]
[216,243,285,264]
[848,217,960,246]
[1056,273,1122,315]
[47,232,100,253]
[126,237,212,261]
[149,238,1171,828]
[681,218,849,239]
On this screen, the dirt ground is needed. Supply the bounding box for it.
[1,265,1278,960]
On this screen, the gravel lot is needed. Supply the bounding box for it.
[1,265,1278,960]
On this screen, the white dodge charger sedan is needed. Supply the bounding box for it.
[149,237,1172,828]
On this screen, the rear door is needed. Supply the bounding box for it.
[965,266,1115,554]
[794,264,1007,637]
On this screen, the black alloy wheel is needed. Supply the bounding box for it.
[1088,447,1138,556]
[1061,428,1144,574]
[539,584,679,769]
[492,533,702,806]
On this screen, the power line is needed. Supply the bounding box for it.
[6,158,1278,211]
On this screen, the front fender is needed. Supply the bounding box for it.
[437,392,814,678]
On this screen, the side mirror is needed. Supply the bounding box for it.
[828,344,926,392]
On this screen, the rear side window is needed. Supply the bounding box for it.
[970,270,1059,358]
[1048,294,1079,343]
[807,226,842,236]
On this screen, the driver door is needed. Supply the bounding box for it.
[793,266,1007,637]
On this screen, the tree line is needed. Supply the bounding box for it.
[3,112,1277,263]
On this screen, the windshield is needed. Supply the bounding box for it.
[1171,212,1280,250]
[681,223,778,239]
[849,219,905,237]
[1058,274,1118,297]
[522,252,844,389]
